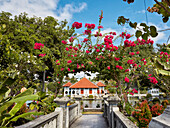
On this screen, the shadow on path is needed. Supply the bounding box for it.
[70,114,108,128]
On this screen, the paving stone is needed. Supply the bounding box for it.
[70,114,108,128]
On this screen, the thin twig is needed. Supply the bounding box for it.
[154,0,170,15]
[167,35,170,44]
[158,28,170,32]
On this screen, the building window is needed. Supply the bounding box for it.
[81,89,84,94]
[101,90,104,94]
[65,91,68,94]
[89,89,92,94]
[72,90,75,94]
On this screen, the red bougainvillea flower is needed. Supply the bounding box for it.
[73,70,75,72]
[65,47,69,51]
[58,82,60,84]
[160,51,164,55]
[126,34,131,39]
[89,62,93,64]
[124,77,129,83]
[34,43,44,49]
[74,55,77,57]
[56,60,60,65]
[83,38,89,42]
[99,14,103,20]
[68,68,70,71]
[133,63,137,67]
[84,30,91,35]
[69,37,74,42]
[136,51,140,54]
[127,92,129,94]
[86,50,90,53]
[148,77,158,84]
[67,60,72,63]
[61,68,64,71]
[130,92,134,95]
[129,52,135,56]
[107,66,110,70]
[72,22,82,29]
[114,57,120,61]
[138,65,141,67]
[125,69,130,72]
[98,25,103,29]
[61,40,67,44]
[96,58,99,60]
[96,49,100,52]
[132,89,138,93]
[39,54,46,57]
[116,65,120,69]
[127,59,134,64]
[148,74,152,77]
[85,23,95,29]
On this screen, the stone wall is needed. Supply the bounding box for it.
[16,101,81,128]
[103,95,138,128]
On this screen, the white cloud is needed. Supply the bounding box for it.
[93,28,118,35]
[68,71,99,81]
[0,0,87,22]
[136,10,146,14]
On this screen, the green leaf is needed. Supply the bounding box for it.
[135,30,142,38]
[129,22,137,29]
[142,33,148,40]
[0,77,16,89]
[0,87,9,102]
[140,23,147,27]
[9,112,43,122]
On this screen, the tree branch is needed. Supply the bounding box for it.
[154,0,170,15]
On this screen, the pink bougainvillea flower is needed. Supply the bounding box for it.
[160,51,164,55]
[114,57,120,61]
[85,30,91,35]
[69,37,74,42]
[83,38,89,42]
[116,65,120,69]
[65,47,69,51]
[136,51,140,54]
[72,22,82,29]
[89,62,93,64]
[98,25,103,29]
[129,52,135,56]
[67,60,72,63]
[73,70,75,72]
[126,34,131,39]
[125,69,130,72]
[58,82,60,84]
[39,54,46,57]
[124,77,129,83]
[96,49,100,52]
[61,68,64,71]
[68,68,70,71]
[148,77,158,84]
[132,89,138,93]
[74,55,77,57]
[112,32,116,35]
[61,40,67,44]
[96,58,99,60]
[107,66,110,70]
[34,43,44,49]
[130,92,134,95]
[148,74,152,77]
[138,65,141,68]
[86,50,90,53]
[127,59,134,64]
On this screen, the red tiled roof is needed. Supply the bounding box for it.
[70,78,99,88]
[97,82,106,87]
[63,82,72,87]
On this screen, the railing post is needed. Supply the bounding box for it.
[74,95,82,117]
[107,95,121,128]
[103,95,109,118]
[54,97,70,128]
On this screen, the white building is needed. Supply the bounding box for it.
[63,78,106,97]
[148,88,161,98]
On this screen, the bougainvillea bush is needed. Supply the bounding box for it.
[55,11,158,102]
[151,103,164,117]
[132,100,152,128]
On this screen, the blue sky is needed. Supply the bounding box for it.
[0,0,169,45]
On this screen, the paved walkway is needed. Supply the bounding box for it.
[70,114,108,128]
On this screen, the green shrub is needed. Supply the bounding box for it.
[132,100,152,128]
[67,95,71,98]
[152,97,160,104]
[57,95,63,98]
[125,102,134,115]
[146,93,152,100]
[89,95,93,99]
[151,103,164,117]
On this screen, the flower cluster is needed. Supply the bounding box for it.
[148,77,158,84]
[116,65,123,70]
[132,100,152,128]
[72,22,82,29]
[160,51,170,62]
[151,103,164,117]
[39,54,46,57]
[124,77,129,83]
[104,34,118,51]
[85,23,95,29]
[34,43,44,49]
